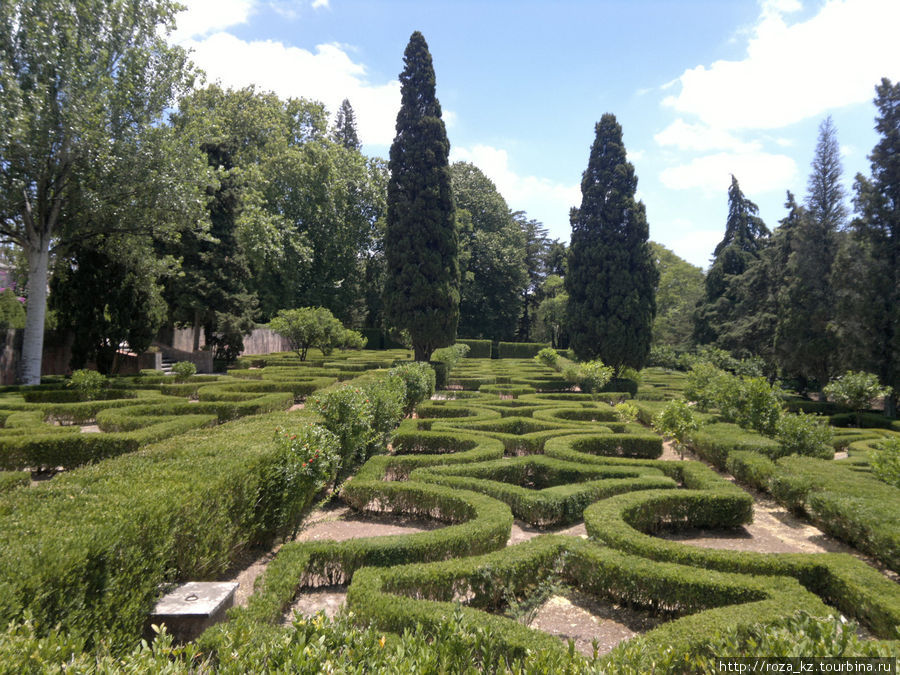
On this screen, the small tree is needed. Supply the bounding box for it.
[269,307,365,361]
[775,412,834,458]
[653,398,699,460]
[823,371,892,427]
[68,369,105,401]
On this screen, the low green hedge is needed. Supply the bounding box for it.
[496,342,550,359]
[0,471,28,493]
[456,339,492,358]
[410,456,674,526]
[477,383,536,398]
[0,415,217,471]
[770,455,900,573]
[691,422,785,468]
[22,389,138,404]
[582,489,900,637]
[0,410,331,650]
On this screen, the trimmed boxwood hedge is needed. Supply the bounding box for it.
[0,471,28,493]
[496,342,550,359]
[456,339,492,358]
[410,456,674,526]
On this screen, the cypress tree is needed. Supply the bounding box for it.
[565,114,658,370]
[694,175,769,346]
[384,31,458,362]
[333,98,361,151]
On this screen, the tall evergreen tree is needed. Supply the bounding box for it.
[694,175,769,345]
[775,119,845,389]
[833,78,900,416]
[384,31,458,362]
[565,114,658,370]
[333,98,362,151]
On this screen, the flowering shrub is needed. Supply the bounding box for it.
[311,386,373,477]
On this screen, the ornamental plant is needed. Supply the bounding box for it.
[579,359,614,394]
[653,398,699,459]
[311,386,374,478]
[824,371,892,427]
[389,362,436,415]
[534,347,559,368]
[614,401,639,424]
[271,423,339,517]
[775,412,834,458]
[870,437,900,488]
[171,360,196,382]
[67,368,105,401]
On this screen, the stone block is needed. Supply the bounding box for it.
[148,581,238,643]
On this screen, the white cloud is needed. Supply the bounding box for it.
[662,228,723,270]
[451,144,580,237]
[654,119,760,153]
[183,33,400,145]
[171,0,257,41]
[660,151,797,194]
[663,0,900,130]
[311,0,329,8]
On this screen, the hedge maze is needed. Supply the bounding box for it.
[197,357,899,670]
[0,354,898,670]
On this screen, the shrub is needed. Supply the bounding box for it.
[734,377,783,436]
[579,360,614,393]
[653,398,699,458]
[67,369,105,401]
[533,347,559,368]
[614,401,639,424]
[389,362,436,415]
[362,375,406,458]
[870,437,900,488]
[456,339,491,358]
[824,371,892,427]
[269,423,340,522]
[775,412,834,458]
[310,386,374,477]
[684,362,725,412]
[170,361,197,382]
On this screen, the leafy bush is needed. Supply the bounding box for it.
[456,339,492,358]
[614,401,639,423]
[534,347,559,368]
[67,369,105,401]
[496,341,550,358]
[170,360,197,382]
[775,412,834,458]
[653,398,699,458]
[390,362,436,415]
[684,362,725,412]
[269,423,340,522]
[824,371,892,427]
[0,288,26,330]
[362,375,406,458]
[870,437,900,488]
[733,377,783,436]
[311,386,374,477]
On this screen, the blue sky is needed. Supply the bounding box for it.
[170,0,900,269]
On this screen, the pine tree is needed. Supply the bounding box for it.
[333,98,361,151]
[694,175,769,345]
[384,31,458,362]
[833,78,900,416]
[775,119,845,390]
[565,114,658,370]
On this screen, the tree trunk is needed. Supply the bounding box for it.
[414,344,432,362]
[885,394,897,419]
[192,310,202,352]
[20,242,51,385]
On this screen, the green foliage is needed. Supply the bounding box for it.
[0,471,29,493]
[614,401,639,424]
[653,398,699,455]
[271,423,339,515]
[566,114,658,369]
[456,339,491,358]
[384,32,459,362]
[67,369,106,401]
[0,290,25,330]
[684,362,725,411]
[870,437,900,488]
[824,370,892,426]
[390,362,436,415]
[269,307,365,361]
[311,385,375,476]
[775,412,834,459]
[496,341,550,359]
[650,241,704,349]
[580,360,615,394]
[452,162,527,340]
[534,347,559,368]
[432,343,470,374]
[171,361,197,382]
[694,175,770,346]
[733,377,783,436]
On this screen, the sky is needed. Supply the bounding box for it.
[168,0,900,270]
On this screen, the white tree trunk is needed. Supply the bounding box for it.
[20,241,50,385]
